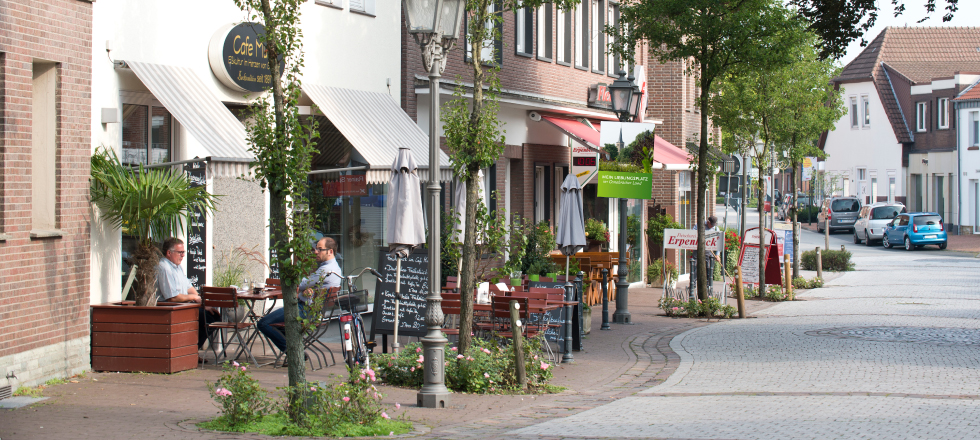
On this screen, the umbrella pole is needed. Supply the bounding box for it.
[393,256,402,354]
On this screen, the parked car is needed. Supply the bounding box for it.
[817,197,862,233]
[882,212,948,251]
[853,203,906,245]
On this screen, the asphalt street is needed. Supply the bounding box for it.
[513,223,980,439]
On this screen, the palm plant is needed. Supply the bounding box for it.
[90,147,219,306]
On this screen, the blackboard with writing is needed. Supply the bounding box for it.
[528,281,574,345]
[183,160,207,290]
[370,248,430,338]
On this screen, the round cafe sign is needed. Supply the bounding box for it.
[208,22,284,93]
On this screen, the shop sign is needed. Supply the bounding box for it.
[597,171,652,199]
[571,145,599,186]
[587,83,611,109]
[322,174,368,197]
[208,22,285,93]
[662,228,723,252]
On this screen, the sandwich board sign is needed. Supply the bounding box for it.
[737,227,782,286]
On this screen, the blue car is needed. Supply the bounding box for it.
[882,212,948,251]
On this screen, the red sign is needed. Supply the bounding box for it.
[588,83,612,109]
[322,174,367,197]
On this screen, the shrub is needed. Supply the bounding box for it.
[807,277,824,288]
[797,206,820,222]
[647,213,684,248]
[764,285,793,301]
[284,368,388,431]
[647,258,678,285]
[585,218,609,242]
[658,295,737,319]
[793,276,824,290]
[207,361,271,428]
[801,249,853,272]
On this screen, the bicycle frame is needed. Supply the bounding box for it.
[325,267,380,371]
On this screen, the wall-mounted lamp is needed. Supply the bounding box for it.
[921,158,929,165]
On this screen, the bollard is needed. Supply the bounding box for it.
[600,269,610,330]
[509,300,526,390]
[736,266,746,319]
[561,280,574,364]
[815,247,823,279]
[841,245,846,252]
[784,254,792,297]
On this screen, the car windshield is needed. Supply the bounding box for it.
[831,199,860,212]
[871,206,903,220]
[913,215,942,226]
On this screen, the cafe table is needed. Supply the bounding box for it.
[233,288,283,364]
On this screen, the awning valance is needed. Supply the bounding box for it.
[539,115,603,153]
[302,84,452,184]
[125,61,252,160]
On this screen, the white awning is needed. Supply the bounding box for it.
[125,61,252,160]
[302,84,452,184]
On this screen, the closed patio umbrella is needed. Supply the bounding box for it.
[452,169,487,244]
[386,147,425,352]
[556,173,587,275]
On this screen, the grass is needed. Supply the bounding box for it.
[13,386,43,398]
[12,372,87,398]
[198,413,413,437]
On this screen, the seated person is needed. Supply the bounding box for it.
[257,237,342,354]
[157,237,221,361]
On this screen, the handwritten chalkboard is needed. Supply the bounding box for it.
[528,281,572,344]
[183,160,207,290]
[370,248,430,338]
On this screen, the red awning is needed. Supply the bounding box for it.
[540,115,602,152]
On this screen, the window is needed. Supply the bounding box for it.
[349,0,375,16]
[574,2,588,69]
[937,97,949,129]
[515,2,533,56]
[871,177,877,202]
[536,3,553,60]
[916,102,927,132]
[590,0,605,73]
[861,95,870,126]
[971,111,980,147]
[850,97,858,128]
[557,6,571,64]
[857,168,866,181]
[607,3,620,77]
[122,103,173,166]
[465,2,502,65]
[32,61,58,233]
[889,177,896,203]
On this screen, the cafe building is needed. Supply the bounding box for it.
[90,0,449,305]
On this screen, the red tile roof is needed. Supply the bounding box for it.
[954,78,980,101]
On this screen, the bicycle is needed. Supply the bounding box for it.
[325,267,381,371]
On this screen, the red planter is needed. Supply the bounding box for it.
[90,301,199,373]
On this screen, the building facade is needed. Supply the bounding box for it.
[0,0,94,389]
[954,78,980,234]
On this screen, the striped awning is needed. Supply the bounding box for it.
[303,84,452,184]
[125,61,252,160]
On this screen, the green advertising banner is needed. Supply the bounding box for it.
[597,171,652,199]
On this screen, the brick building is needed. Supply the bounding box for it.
[401,4,715,281]
[0,0,94,389]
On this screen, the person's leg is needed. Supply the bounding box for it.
[257,307,286,352]
[198,307,223,349]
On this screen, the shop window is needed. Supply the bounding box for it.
[349,0,375,16]
[465,1,502,65]
[122,103,174,166]
[607,3,620,77]
[590,0,605,73]
[916,102,927,132]
[32,61,58,233]
[937,97,949,129]
[536,2,553,60]
[515,2,533,56]
[574,1,588,69]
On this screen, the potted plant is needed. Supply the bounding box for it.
[213,245,269,323]
[89,147,219,373]
[584,218,608,252]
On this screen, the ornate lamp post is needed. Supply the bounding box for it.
[402,0,466,409]
[607,69,640,324]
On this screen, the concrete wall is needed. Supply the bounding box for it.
[212,174,268,282]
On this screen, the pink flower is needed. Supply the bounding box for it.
[382,411,390,419]
[241,366,247,372]
[232,361,240,367]
[417,355,424,363]
[410,367,415,372]
[540,362,550,370]
[457,354,464,359]
[482,348,491,354]
[466,356,474,361]
[215,388,232,397]
[343,396,350,402]
[416,347,422,353]
[450,347,458,351]
[484,372,490,378]
[360,374,366,380]
[395,403,401,409]
[310,386,317,391]
[533,355,538,360]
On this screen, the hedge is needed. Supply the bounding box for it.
[801,249,853,272]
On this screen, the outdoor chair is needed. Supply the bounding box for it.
[489,295,541,341]
[201,286,257,367]
[271,287,340,370]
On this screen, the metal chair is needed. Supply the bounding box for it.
[201,286,257,366]
[271,287,340,370]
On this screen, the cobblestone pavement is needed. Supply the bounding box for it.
[514,229,980,439]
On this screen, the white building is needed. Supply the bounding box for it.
[954,79,980,234]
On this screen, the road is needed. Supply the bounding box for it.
[513,226,980,439]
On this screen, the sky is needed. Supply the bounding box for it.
[838,0,980,67]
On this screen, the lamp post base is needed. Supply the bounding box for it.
[418,391,451,409]
[612,312,632,324]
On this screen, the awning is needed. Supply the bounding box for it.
[539,115,602,153]
[125,61,252,160]
[302,84,452,184]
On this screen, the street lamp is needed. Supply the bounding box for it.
[402,0,466,409]
[606,69,636,324]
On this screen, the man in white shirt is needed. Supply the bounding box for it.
[157,237,221,358]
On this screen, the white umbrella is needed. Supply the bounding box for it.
[555,174,587,278]
[452,169,487,244]
[386,147,425,353]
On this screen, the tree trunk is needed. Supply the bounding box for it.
[133,244,161,306]
[457,172,481,355]
[791,158,800,278]
[696,80,710,301]
[758,148,767,297]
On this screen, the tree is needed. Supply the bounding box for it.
[232,0,319,418]
[444,0,577,355]
[614,0,803,301]
[790,0,960,60]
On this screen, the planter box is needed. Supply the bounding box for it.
[91,302,199,373]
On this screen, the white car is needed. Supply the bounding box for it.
[853,203,906,245]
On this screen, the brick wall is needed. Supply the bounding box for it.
[0,0,93,384]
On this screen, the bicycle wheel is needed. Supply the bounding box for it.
[340,315,357,370]
[352,315,369,369]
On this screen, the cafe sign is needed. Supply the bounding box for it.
[208,22,284,93]
[597,171,652,199]
[587,83,611,109]
[323,174,368,197]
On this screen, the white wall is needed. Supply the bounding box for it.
[957,105,980,231]
[823,81,905,201]
[89,0,401,303]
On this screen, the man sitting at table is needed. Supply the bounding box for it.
[257,237,342,356]
[156,237,222,361]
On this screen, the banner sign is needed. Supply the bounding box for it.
[597,172,652,199]
[662,228,723,252]
[322,174,368,197]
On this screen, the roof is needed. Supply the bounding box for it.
[954,77,980,101]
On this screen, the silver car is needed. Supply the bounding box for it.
[853,203,906,245]
[818,197,862,233]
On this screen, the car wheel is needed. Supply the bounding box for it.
[905,236,914,251]
[864,230,873,247]
[853,231,861,244]
[939,242,947,250]
[883,234,891,248]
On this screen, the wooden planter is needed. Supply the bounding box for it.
[90,301,199,374]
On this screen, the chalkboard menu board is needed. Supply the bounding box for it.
[269,247,280,280]
[183,160,207,289]
[527,281,580,349]
[370,248,430,338]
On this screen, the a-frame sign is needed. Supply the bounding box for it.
[737,227,782,286]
